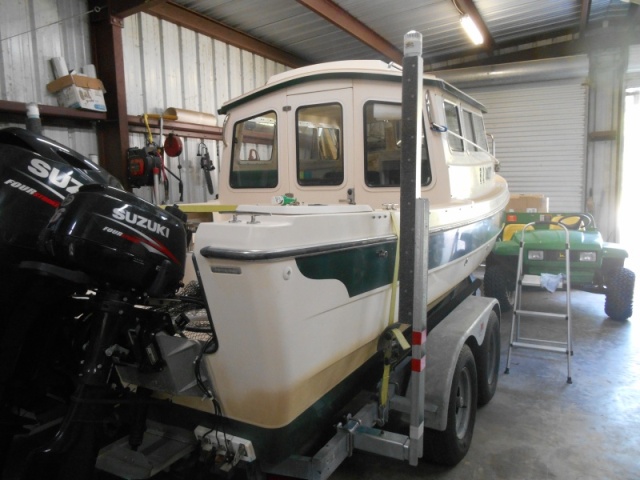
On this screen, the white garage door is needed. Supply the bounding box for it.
[467,80,588,212]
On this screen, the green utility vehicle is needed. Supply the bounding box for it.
[484,212,635,321]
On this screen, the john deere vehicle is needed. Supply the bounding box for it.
[484,211,635,321]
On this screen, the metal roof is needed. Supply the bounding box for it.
[166,0,639,70]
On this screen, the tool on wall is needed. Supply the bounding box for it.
[128,113,185,204]
[197,142,215,196]
[163,132,184,202]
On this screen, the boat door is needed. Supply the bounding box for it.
[284,88,354,205]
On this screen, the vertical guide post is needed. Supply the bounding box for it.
[399,31,428,466]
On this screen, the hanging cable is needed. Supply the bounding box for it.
[0,6,105,44]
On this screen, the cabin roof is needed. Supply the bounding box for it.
[218,60,486,115]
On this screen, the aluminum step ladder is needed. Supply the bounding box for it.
[504,221,573,384]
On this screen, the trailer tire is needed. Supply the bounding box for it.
[476,310,500,407]
[423,345,477,466]
[483,265,515,312]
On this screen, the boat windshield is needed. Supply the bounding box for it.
[230,111,278,189]
[363,101,431,187]
[462,109,489,152]
[296,103,344,186]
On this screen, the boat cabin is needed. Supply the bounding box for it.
[217,60,502,210]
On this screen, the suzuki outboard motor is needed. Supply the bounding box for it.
[0,127,122,265]
[17,185,188,480]
[41,184,187,296]
[0,127,123,472]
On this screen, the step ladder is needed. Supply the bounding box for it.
[504,221,573,384]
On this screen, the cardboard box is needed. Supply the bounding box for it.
[507,193,549,213]
[46,75,106,112]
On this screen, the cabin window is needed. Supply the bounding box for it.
[230,111,278,188]
[462,109,489,152]
[296,103,343,186]
[363,101,431,187]
[444,101,464,152]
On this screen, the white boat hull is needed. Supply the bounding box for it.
[191,194,506,430]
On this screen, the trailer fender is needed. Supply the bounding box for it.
[422,295,499,431]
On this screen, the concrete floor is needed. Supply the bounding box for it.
[330,286,640,480]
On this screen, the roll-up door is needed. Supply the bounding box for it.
[628,44,640,86]
[466,80,587,212]
[436,57,589,213]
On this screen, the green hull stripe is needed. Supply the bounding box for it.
[297,213,502,297]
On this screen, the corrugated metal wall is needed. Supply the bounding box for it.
[629,44,640,84]
[0,0,98,154]
[468,80,587,212]
[123,12,288,204]
[1,4,287,204]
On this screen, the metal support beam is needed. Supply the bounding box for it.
[89,2,130,187]
[111,0,168,18]
[579,0,592,37]
[296,0,403,64]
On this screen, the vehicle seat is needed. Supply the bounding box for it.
[502,223,534,241]
[551,215,583,230]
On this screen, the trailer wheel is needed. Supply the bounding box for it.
[476,310,500,407]
[604,267,635,321]
[423,345,477,466]
[483,265,515,312]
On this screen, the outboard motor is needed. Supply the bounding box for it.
[41,184,187,296]
[0,127,123,472]
[16,185,188,480]
[0,127,122,263]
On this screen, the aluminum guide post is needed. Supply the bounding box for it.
[399,30,427,467]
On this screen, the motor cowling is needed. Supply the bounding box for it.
[41,184,187,296]
[0,127,122,264]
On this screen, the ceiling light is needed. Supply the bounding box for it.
[460,14,484,45]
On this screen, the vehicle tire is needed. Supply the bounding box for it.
[604,267,635,321]
[483,265,515,312]
[476,310,500,407]
[423,345,477,466]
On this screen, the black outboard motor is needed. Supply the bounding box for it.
[16,185,188,480]
[0,126,123,341]
[41,184,187,296]
[0,127,123,473]
[0,127,122,264]
[0,126,123,310]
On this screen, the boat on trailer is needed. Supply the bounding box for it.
[0,36,510,478]
[140,60,509,461]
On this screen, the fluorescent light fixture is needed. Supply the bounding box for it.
[460,14,484,45]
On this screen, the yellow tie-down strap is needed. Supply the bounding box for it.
[380,325,411,408]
